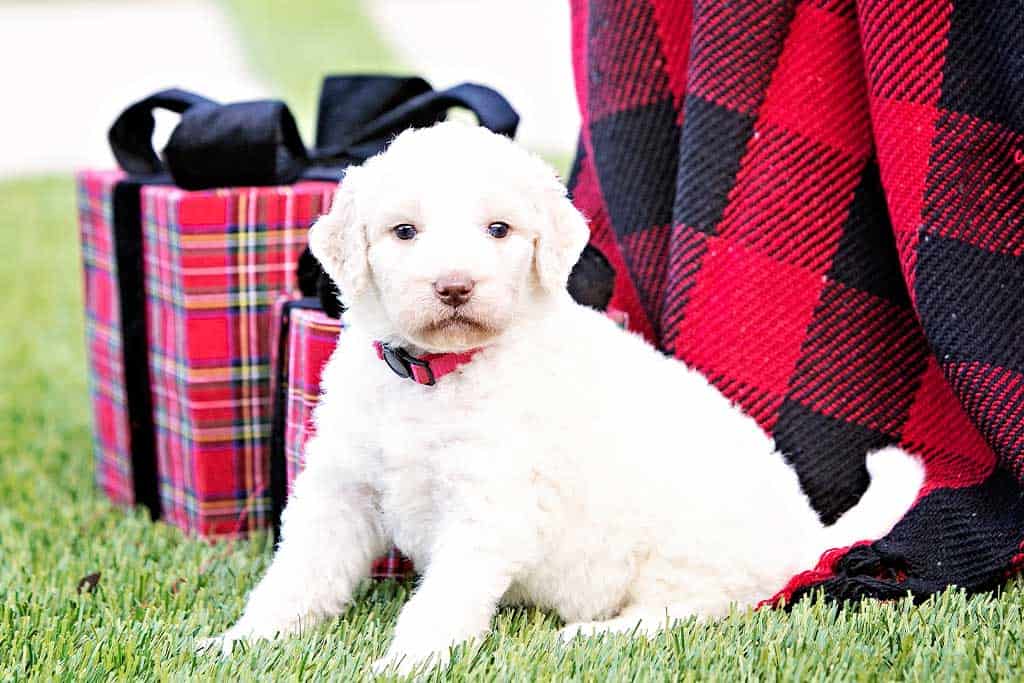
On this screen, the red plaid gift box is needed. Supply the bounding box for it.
[78,171,336,536]
[270,297,413,579]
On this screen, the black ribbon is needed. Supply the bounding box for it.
[103,76,518,521]
[109,76,519,189]
[111,177,164,519]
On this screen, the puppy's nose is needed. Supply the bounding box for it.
[433,274,475,307]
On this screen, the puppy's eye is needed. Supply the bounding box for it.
[487,221,510,239]
[392,224,418,240]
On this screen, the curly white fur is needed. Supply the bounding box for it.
[202,122,924,675]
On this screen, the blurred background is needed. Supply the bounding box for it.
[0,0,578,179]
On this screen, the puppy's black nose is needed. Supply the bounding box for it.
[434,275,475,307]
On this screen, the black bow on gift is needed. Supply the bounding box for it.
[109,75,520,189]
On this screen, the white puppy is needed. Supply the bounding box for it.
[205,122,924,674]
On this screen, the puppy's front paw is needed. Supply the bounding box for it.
[196,625,259,657]
[371,650,440,678]
[372,642,450,677]
[196,618,301,657]
[558,621,598,642]
[195,633,240,656]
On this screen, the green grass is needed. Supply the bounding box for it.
[4,2,1024,680]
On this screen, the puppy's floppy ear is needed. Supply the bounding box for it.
[535,192,591,293]
[308,171,368,305]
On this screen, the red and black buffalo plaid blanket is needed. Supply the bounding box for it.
[568,0,1024,602]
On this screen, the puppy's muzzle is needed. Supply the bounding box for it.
[433,274,475,307]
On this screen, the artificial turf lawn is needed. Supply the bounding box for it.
[3,175,1024,682]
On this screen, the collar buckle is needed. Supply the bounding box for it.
[375,342,436,386]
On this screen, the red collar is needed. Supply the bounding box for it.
[373,341,482,386]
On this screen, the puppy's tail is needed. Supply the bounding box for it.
[820,447,925,550]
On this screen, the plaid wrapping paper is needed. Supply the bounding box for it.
[142,182,336,537]
[569,0,1024,602]
[275,299,413,578]
[281,303,337,487]
[78,170,135,506]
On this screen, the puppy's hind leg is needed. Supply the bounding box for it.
[200,441,387,654]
